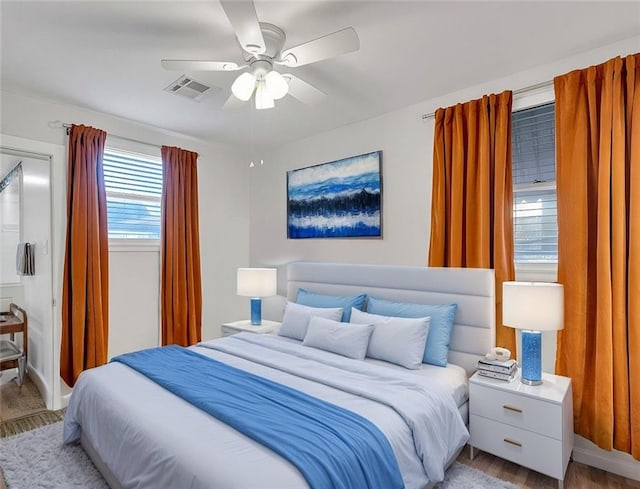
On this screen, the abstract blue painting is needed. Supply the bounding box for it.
[287,151,382,239]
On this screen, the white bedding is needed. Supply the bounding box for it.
[64,334,469,489]
[274,333,469,406]
[363,357,469,408]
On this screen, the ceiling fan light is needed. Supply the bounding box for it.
[231,72,256,101]
[265,71,288,100]
[255,80,275,110]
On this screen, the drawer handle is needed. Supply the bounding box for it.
[503,438,523,447]
[503,404,523,413]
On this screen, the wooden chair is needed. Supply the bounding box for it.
[0,303,28,386]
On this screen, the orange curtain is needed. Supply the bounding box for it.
[161,146,202,346]
[60,124,109,387]
[428,91,516,354]
[555,53,640,459]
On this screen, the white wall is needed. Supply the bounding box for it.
[249,37,640,480]
[0,285,23,313]
[251,35,639,339]
[251,35,639,275]
[108,247,160,358]
[1,90,250,408]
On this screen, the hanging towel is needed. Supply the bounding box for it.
[16,242,35,276]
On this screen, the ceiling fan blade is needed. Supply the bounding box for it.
[283,74,326,105]
[223,94,246,109]
[161,60,244,71]
[278,27,359,67]
[219,0,266,55]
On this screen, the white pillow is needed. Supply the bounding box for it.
[278,302,343,341]
[303,316,374,359]
[350,308,430,369]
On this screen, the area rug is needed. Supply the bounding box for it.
[434,461,519,489]
[0,422,108,489]
[0,421,518,489]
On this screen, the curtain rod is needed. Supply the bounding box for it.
[55,122,162,149]
[420,80,554,121]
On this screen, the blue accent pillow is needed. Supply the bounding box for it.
[366,297,457,367]
[296,289,367,322]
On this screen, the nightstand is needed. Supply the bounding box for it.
[221,320,281,337]
[469,370,573,489]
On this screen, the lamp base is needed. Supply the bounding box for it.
[250,298,262,325]
[520,330,542,385]
[520,377,543,386]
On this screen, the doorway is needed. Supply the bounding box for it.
[0,147,53,417]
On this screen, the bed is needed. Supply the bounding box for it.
[63,262,495,489]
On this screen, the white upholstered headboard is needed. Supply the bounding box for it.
[286,262,495,376]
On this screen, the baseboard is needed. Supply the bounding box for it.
[60,392,71,409]
[26,365,51,410]
[573,434,640,481]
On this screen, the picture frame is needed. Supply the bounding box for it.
[287,150,382,239]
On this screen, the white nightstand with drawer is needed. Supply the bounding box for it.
[221,320,281,337]
[469,370,573,489]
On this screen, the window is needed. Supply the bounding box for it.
[512,103,557,263]
[103,149,162,239]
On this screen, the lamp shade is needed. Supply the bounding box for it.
[237,268,277,298]
[503,281,564,331]
[265,70,288,100]
[231,72,256,101]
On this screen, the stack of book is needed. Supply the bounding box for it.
[477,357,517,382]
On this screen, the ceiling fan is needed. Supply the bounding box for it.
[161,0,360,110]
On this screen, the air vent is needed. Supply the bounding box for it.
[164,75,218,101]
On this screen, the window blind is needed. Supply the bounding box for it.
[103,149,162,239]
[512,103,557,263]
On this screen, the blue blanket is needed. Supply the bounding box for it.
[112,345,404,489]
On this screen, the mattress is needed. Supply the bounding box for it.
[64,334,469,489]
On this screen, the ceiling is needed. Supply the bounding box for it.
[1,1,638,147]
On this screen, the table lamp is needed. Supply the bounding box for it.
[502,281,564,385]
[237,268,277,325]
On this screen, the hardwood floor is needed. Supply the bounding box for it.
[457,445,640,489]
